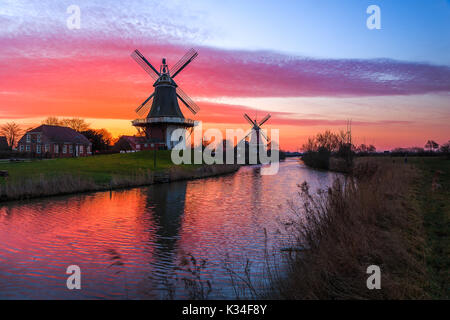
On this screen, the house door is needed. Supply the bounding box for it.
[75,145,79,157]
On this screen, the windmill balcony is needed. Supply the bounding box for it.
[132,117,196,127]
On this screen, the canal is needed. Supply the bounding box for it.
[0,158,338,299]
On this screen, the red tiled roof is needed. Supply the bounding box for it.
[19,125,91,144]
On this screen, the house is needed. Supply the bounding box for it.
[113,135,165,152]
[0,136,10,151]
[17,125,92,157]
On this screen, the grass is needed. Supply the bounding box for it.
[409,157,449,298]
[0,150,188,185]
[0,150,239,202]
[267,157,449,299]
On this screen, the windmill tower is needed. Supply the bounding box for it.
[130,49,200,150]
[242,113,271,163]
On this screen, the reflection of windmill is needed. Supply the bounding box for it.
[130,49,200,150]
[142,180,188,298]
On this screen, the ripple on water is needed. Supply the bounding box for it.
[0,159,338,299]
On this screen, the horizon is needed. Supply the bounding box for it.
[1,0,449,151]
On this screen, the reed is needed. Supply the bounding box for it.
[271,159,429,299]
[0,164,240,202]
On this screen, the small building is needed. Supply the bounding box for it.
[113,135,165,152]
[17,125,92,157]
[0,136,10,151]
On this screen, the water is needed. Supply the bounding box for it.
[0,158,338,299]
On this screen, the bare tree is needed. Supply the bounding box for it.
[61,118,90,132]
[42,117,62,126]
[0,122,23,148]
[42,117,90,132]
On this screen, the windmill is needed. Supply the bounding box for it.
[243,113,271,147]
[130,48,200,150]
[238,113,271,164]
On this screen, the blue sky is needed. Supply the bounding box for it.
[188,0,450,65]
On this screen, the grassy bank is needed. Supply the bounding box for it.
[0,151,240,202]
[270,157,448,299]
[409,157,449,298]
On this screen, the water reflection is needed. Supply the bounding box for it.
[0,159,338,299]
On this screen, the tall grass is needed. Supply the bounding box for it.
[0,164,240,202]
[271,159,429,299]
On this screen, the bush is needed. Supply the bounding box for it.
[302,148,331,170]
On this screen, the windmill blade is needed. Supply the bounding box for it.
[244,113,256,126]
[131,49,160,80]
[260,129,270,142]
[258,114,271,126]
[169,49,195,75]
[237,129,253,145]
[170,48,198,78]
[135,93,154,117]
[176,87,199,115]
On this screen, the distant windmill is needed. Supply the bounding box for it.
[243,113,271,147]
[130,48,200,150]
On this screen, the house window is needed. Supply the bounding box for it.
[136,144,141,149]
[80,145,83,153]
[69,145,73,154]
[26,134,30,142]
[87,146,91,153]
[36,145,41,153]
[26,145,30,152]
[37,134,41,143]
[19,144,24,152]
[55,144,59,153]
[63,145,67,154]
[44,144,49,152]
[144,144,148,147]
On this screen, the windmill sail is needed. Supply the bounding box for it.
[131,50,160,80]
[135,93,154,117]
[244,113,255,126]
[258,114,271,126]
[176,87,199,114]
[170,49,198,78]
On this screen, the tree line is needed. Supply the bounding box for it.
[0,117,115,153]
[301,130,449,170]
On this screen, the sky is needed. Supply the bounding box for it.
[0,0,449,150]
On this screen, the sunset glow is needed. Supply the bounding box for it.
[1,0,449,150]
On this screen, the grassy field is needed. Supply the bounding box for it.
[0,150,191,185]
[409,157,449,298]
[0,151,232,201]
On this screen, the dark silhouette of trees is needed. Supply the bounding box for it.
[355,144,376,154]
[80,129,112,152]
[0,122,23,148]
[302,130,349,169]
[42,117,90,132]
[440,141,450,154]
